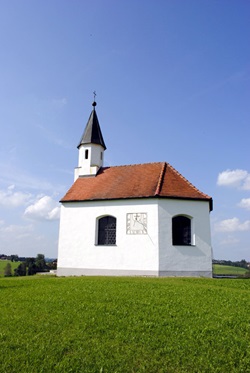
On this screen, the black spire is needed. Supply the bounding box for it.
[77,100,106,150]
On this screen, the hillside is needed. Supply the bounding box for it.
[0,260,21,276]
[213,264,250,276]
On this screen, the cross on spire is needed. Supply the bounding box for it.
[92,91,97,108]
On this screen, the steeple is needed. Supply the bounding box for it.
[74,100,106,180]
[77,101,106,150]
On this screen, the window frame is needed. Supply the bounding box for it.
[172,214,194,246]
[96,215,117,246]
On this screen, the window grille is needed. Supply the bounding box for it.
[98,216,116,245]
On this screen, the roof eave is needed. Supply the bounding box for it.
[60,195,213,211]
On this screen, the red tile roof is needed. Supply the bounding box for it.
[61,162,213,210]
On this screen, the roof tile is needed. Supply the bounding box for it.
[61,162,212,210]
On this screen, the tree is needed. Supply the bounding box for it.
[240,259,248,269]
[46,259,57,270]
[4,263,12,277]
[10,255,19,262]
[26,257,37,275]
[35,254,46,272]
[12,253,47,276]
[14,263,27,276]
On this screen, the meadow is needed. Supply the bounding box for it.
[0,276,250,372]
[0,260,21,276]
[212,264,250,276]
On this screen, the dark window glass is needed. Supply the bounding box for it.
[172,216,191,245]
[98,216,116,245]
[85,150,89,159]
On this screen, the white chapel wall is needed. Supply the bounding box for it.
[57,199,159,276]
[57,197,212,277]
[158,199,212,276]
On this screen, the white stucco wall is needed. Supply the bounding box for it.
[57,199,159,276]
[57,197,212,277]
[158,199,212,277]
[75,144,104,180]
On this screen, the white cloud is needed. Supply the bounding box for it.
[48,207,60,220]
[238,198,250,211]
[0,162,57,191]
[0,222,52,256]
[215,217,250,232]
[0,185,32,207]
[0,223,33,238]
[217,169,250,189]
[24,196,60,221]
[243,175,250,190]
[219,235,240,246]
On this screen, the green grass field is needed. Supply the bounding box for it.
[0,276,250,372]
[213,264,250,276]
[0,260,21,276]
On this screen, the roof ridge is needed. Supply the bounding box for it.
[155,162,167,196]
[168,163,211,199]
[102,161,165,169]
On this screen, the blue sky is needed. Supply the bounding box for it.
[0,0,249,260]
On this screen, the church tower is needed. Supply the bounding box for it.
[74,100,106,180]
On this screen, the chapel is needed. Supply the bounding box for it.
[57,101,213,277]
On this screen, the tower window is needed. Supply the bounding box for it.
[100,152,103,160]
[97,216,116,245]
[172,215,191,245]
[85,150,89,159]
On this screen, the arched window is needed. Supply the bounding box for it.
[172,215,191,245]
[97,216,116,245]
[85,149,89,159]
